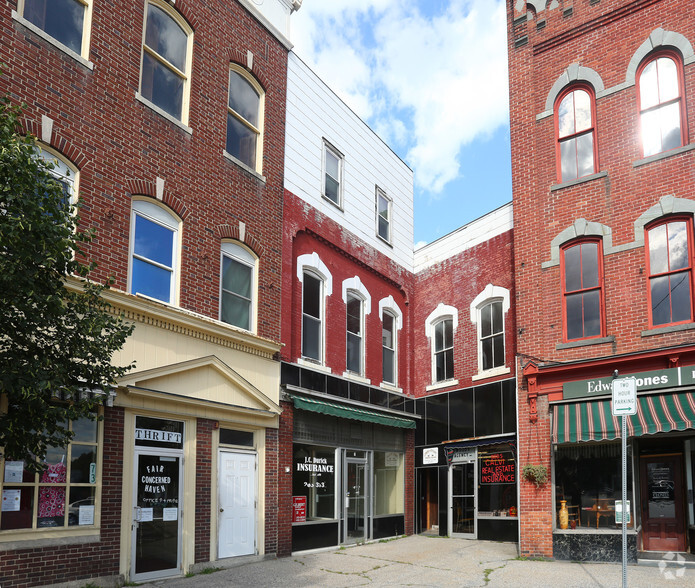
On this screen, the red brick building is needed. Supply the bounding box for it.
[0,0,294,584]
[509,0,695,562]
[278,52,418,554]
[411,205,517,542]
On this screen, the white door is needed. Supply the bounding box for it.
[218,450,256,558]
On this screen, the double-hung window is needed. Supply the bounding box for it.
[562,240,604,340]
[639,53,685,157]
[39,147,77,208]
[376,189,391,243]
[220,242,256,331]
[323,142,343,207]
[139,0,192,123]
[129,200,179,305]
[433,318,454,383]
[479,300,504,371]
[226,66,264,172]
[646,218,694,327]
[18,0,92,59]
[382,311,396,385]
[346,292,364,374]
[0,415,100,531]
[302,272,323,362]
[556,86,596,182]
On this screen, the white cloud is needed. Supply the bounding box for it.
[291,0,509,196]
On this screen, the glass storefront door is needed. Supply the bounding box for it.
[132,451,182,580]
[449,460,476,538]
[131,416,185,582]
[343,451,370,544]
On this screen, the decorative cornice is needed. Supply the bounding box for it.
[64,277,282,360]
[532,0,662,57]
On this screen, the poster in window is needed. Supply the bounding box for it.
[2,489,21,512]
[79,505,95,525]
[4,461,24,483]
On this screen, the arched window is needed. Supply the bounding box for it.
[128,199,180,305]
[561,239,604,340]
[297,253,332,365]
[220,242,257,332]
[139,0,193,123]
[646,217,694,327]
[226,65,264,173]
[38,146,78,208]
[382,310,396,385]
[638,52,685,157]
[346,291,364,375]
[556,85,596,182]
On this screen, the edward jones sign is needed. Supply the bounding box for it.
[562,367,695,400]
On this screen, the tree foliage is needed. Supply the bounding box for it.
[0,97,134,469]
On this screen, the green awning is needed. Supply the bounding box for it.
[292,395,416,429]
[553,391,695,444]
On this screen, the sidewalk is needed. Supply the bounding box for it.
[140,535,693,587]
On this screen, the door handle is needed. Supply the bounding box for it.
[220,508,224,513]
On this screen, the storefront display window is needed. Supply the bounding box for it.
[554,442,632,529]
[477,446,517,517]
[374,451,404,515]
[0,416,100,531]
[293,445,336,520]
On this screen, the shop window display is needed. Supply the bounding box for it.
[554,442,632,529]
[0,416,99,531]
[373,451,404,515]
[477,446,517,517]
[293,445,336,520]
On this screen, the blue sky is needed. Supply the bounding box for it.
[291,0,512,247]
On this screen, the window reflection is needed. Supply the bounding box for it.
[648,220,693,326]
[563,241,602,340]
[226,70,261,169]
[640,56,682,157]
[24,0,86,54]
[140,2,189,121]
[557,88,595,182]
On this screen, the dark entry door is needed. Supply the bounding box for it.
[640,454,686,552]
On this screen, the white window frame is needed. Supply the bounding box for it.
[345,291,364,376]
[425,304,458,389]
[219,241,257,333]
[379,296,403,389]
[38,145,78,207]
[297,253,332,368]
[137,0,194,126]
[376,187,392,243]
[470,285,511,381]
[14,0,93,65]
[225,64,265,175]
[127,199,181,305]
[341,277,371,380]
[322,140,344,208]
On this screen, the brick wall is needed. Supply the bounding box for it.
[195,418,214,563]
[412,230,516,397]
[508,0,695,557]
[277,400,294,556]
[281,191,414,387]
[0,0,288,343]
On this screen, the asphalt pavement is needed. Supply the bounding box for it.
[139,534,694,587]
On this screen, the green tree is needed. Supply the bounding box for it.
[0,97,134,470]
